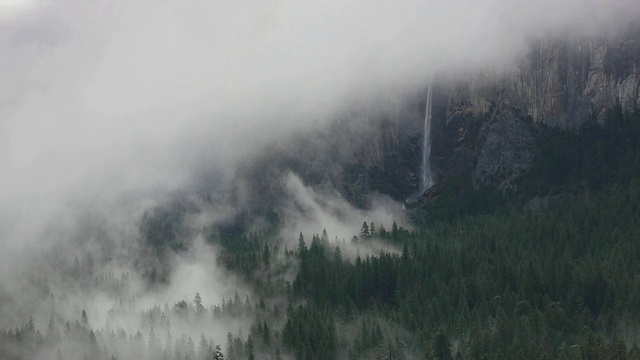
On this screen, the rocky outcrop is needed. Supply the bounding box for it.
[234,23,640,213]
[435,23,640,189]
[505,33,640,127]
[444,25,640,127]
[473,112,535,189]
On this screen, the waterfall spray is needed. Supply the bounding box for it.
[419,75,434,195]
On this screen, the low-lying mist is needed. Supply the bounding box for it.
[280,173,407,258]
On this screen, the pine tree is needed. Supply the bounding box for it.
[149,327,161,358]
[81,310,89,327]
[298,232,307,254]
[166,329,173,357]
[273,348,283,360]
[333,246,342,264]
[194,293,205,316]
[432,331,453,360]
[213,344,224,360]
[628,343,640,360]
[379,224,387,238]
[263,243,271,269]
[186,336,196,360]
[88,330,100,357]
[26,315,35,334]
[321,229,330,244]
[198,334,208,360]
[226,332,235,360]
[263,321,271,346]
[246,335,254,359]
[64,322,72,337]
[607,335,627,360]
[133,330,145,359]
[360,221,370,239]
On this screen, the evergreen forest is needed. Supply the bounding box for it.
[2,107,640,360]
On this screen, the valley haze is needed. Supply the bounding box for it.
[1,0,640,359]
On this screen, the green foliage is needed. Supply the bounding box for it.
[432,331,453,360]
[417,105,640,226]
[520,103,640,196]
[282,304,337,360]
[32,106,633,360]
[417,178,507,224]
[287,180,640,358]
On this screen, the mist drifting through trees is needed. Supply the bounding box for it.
[2,0,640,359]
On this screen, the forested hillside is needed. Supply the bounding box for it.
[219,106,640,359]
[4,106,638,359]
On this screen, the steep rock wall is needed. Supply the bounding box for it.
[233,23,640,216]
[436,24,640,189]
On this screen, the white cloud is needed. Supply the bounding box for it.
[2,0,637,219]
[0,0,638,327]
[280,172,407,245]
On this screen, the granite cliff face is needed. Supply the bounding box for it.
[446,24,640,126]
[434,23,640,189]
[235,23,640,216]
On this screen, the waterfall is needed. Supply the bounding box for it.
[419,76,434,195]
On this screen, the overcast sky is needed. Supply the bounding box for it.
[0,0,638,254]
